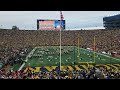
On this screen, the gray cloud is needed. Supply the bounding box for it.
[0,11,120,30]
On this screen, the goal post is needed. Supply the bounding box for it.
[77,36,95,64]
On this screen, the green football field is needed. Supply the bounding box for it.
[22,46,120,68]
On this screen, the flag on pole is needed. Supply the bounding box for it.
[59,11,64,71]
[60,11,64,20]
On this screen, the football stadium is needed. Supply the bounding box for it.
[0,11,120,79]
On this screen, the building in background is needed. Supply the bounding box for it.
[103,14,120,29]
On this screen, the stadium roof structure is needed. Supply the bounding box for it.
[103,14,120,22]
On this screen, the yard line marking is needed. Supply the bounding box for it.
[81,48,120,62]
[18,47,37,71]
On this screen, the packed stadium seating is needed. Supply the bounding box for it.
[1,29,120,50]
[0,65,120,79]
[0,29,120,79]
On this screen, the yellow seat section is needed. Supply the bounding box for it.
[95,64,100,66]
[51,66,57,70]
[102,65,110,70]
[89,64,94,68]
[61,66,66,71]
[45,66,52,71]
[108,64,118,71]
[34,67,40,72]
[29,67,34,71]
[114,64,120,67]
[75,65,81,71]
[82,65,88,71]
[67,66,73,71]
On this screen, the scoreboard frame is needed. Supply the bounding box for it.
[37,19,66,30]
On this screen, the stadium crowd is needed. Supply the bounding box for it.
[1,29,120,51]
[0,46,31,69]
[0,66,120,79]
[1,29,120,48]
[0,29,120,79]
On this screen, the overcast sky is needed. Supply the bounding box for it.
[0,11,120,30]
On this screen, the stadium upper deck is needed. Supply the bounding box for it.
[103,14,120,29]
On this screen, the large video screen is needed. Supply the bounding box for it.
[37,20,65,30]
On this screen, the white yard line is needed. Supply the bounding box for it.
[18,47,37,71]
[81,48,120,62]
